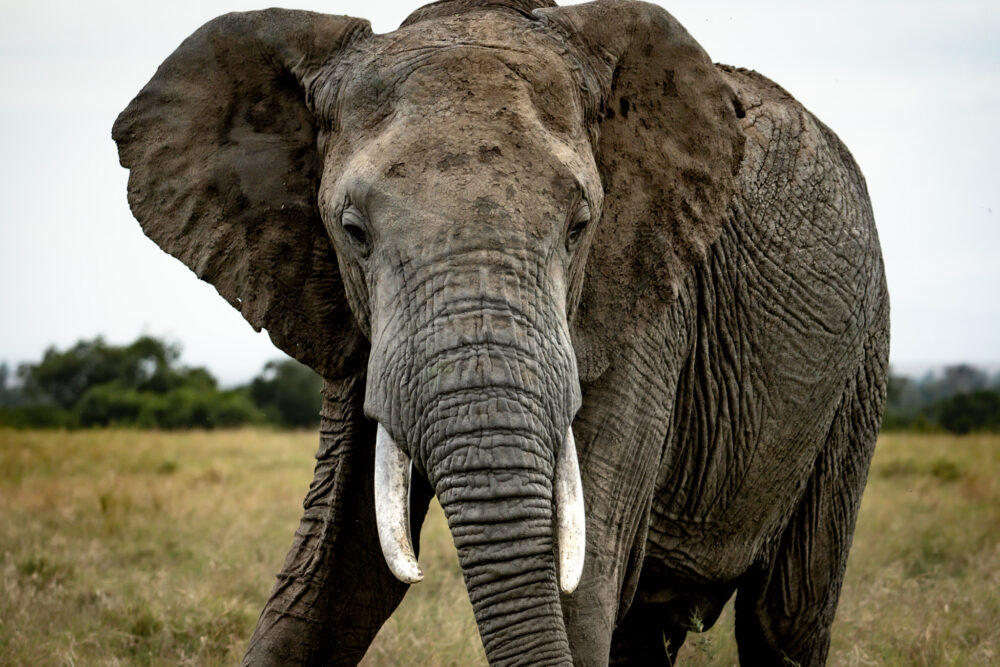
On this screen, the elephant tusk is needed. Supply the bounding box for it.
[554,427,586,594]
[375,424,423,584]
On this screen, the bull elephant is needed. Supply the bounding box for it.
[113,1,889,664]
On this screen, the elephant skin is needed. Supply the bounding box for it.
[113,1,889,665]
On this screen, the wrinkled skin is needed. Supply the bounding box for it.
[113,1,889,665]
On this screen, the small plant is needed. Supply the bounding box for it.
[929,458,962,481]
[781,651,802,666]
[16,554,71,588]
[155,459,179,475]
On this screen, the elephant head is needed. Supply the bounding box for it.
[113,1,743,662]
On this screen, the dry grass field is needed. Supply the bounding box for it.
[1,430,997,665]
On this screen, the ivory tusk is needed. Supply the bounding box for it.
[375,424,423,584]
[554,427,586,594]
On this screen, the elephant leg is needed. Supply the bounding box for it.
[243,376,431,666]
[563,330,691,666]
[610,559,736,666]
[734,365,879,666]
[609,599,686,665]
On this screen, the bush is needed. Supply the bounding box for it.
[5,336,321,430]
[18,336,217,410]
[248,359,322,428]
[72,382,265,430]
[76,383,150,427]
[936,390,1000,434]
[880,408,910,431]
[137,387,265,430]
[0,405,77,429]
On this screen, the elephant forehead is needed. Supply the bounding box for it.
[393,47,578,123]
[333,113,589,228]
[332,12,586,142]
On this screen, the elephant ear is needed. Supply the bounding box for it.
[113,10,372,379]
[536,1,745,381]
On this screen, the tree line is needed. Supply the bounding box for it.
[2,338,998,433]
[0,336,322,429]
[883,364,1000,434]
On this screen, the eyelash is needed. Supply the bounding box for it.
[341,205,371,254]
[566,202,591,249]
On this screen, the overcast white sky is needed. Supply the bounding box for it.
[1,1,997,385]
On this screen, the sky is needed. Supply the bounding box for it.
[0,1,997,385]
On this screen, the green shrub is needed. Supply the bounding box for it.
[18,336,215,409]
[76,382,150,427]
[248,359,321,428]
[137,387,264,429]
[5,336,285,429]
[69,382,265,430]
[0,404,77,428]
[936,390,1000,434]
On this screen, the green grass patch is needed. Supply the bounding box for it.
[1,430,998,665]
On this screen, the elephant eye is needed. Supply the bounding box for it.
[566,202,591,249]
[341,205,371,254]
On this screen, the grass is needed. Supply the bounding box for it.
[0,429,311,666]
[673,433,1000,666]
[1,431,998,665]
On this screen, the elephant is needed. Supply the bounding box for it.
[112,0,889,664]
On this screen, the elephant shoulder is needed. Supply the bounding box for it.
[715,66,798,118]
[715,65,821,169]
[715,64,876,253]
[711,64,885,390]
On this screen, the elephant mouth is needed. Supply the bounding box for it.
[373,422,586,594]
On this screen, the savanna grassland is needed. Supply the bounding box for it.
[1,430,997,666]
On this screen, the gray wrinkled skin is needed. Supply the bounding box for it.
[113,1,889,665]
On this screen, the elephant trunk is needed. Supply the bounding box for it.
[429,385,573,666]
[366,265,582,665]
[375,423,585,596]
[441,477,569,662]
